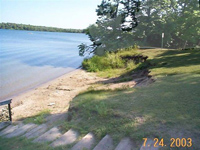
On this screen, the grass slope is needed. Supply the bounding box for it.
[82,47,140,78]
[66,48,200,149]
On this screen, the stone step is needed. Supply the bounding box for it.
[23,124,48,139]
[71,132,95,150]
[0,122,11,131]
[6,123,37,138]
[33,127,62,143]
[140,139,159,150]
[93,135,113,150]
[0,124,23,136]
[50,129,78,147]
[115,138,134,150]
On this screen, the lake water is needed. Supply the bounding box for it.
[0,29,90,101]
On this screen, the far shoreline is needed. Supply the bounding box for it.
[0,22,85,34]
[0,28,86,34]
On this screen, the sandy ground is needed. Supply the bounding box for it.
[9,68,153,121]
[11,69,104,121]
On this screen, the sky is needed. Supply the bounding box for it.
[0,0,102,29]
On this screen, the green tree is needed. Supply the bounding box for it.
[0,24,5,29]
[79,0,141,56]
[132,0,200,48]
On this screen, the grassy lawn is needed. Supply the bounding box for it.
[66,74,200,149]
[65,48,200,149]
[142,48,200,76]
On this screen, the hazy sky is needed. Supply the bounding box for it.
[0,0,102,29]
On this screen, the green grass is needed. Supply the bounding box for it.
[140,48,200,76]
[65,48,200,149]
[66,75,200,148]
[23,109,51,124]
[82,47,141,77]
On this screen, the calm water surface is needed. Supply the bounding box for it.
[0,29,90,101]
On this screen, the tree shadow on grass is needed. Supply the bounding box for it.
[68,74,200,149]
[94,49,200,86]
[146,49,200,70]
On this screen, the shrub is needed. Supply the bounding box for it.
[126,60,136,70]
[82,46,139,72]
[82,53,125,72]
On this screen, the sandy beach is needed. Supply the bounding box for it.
[11,69,104,121]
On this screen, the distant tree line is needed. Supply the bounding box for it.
[0,22,84,33]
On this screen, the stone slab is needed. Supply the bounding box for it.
[0,122,11,131]
[71,132,95,150]
[115,138,134,150]
[23,124,47,139]
[93,135,113,150]
[33,127,62,143]
[6,123,37,138]
[50,129,78,147]
[0,124,22,136]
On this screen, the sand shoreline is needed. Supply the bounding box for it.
[2,67,153,122]
[0,67,81,102]
[9,68,80,104]
[10,68,104,121]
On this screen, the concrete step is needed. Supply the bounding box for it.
[71,132,95,150]
[115,138,134,150]
[33,127,62,143]
[0,124,23,136]
[50,129,78,147]
[0,122,11,131]
[140,139,159,150]
[6,123,37,138]
[93,135,113,150]
[23,124,48,139]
